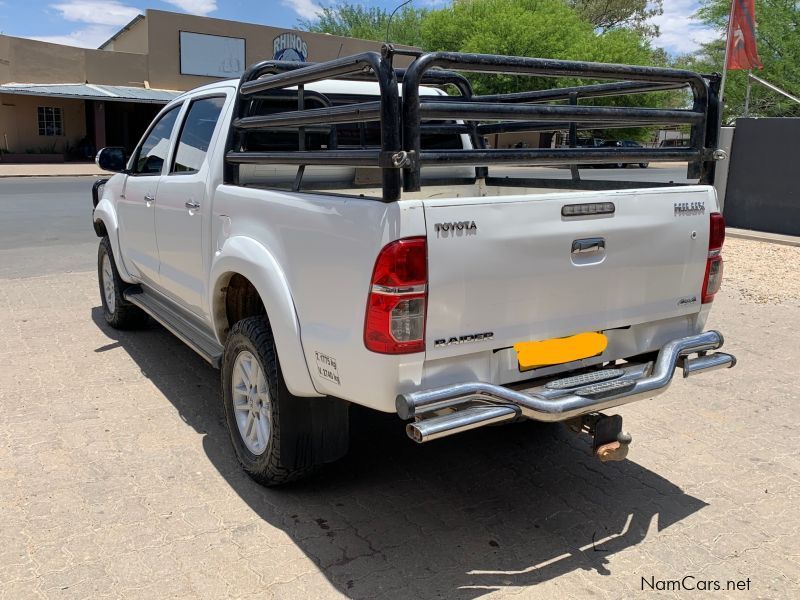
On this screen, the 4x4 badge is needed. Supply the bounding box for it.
[674,201,705,216]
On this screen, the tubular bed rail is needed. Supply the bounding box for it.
[225,45,722,202]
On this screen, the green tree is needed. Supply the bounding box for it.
[567,0,663,37]
[299,3,427,47]
[301,0,679,141]
[687,0,800,121]
[419,1,664,91]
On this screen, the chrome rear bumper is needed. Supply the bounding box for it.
[397,330,735,443]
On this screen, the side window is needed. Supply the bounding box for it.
[171,96,226,174]
[134,106,180,175]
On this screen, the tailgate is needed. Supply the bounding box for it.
[423,186,716,358]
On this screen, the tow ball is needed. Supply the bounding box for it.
[568,413,632,463]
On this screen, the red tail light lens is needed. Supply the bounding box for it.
[708,212,726,255]
[364,237,427,354]
[702,212,725,304]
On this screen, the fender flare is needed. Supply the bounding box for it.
[92,198,136,284]
[209,236,321,398]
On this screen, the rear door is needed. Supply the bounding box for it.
[117,105,181,286]
[422,187,716,358]
[155,94,228,315]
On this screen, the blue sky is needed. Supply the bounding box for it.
[0,0,717,55]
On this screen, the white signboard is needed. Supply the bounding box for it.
[179,31,245,78]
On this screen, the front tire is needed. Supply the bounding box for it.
[222,316,349,486]
[639,162,649,168]
[98,237,148,329]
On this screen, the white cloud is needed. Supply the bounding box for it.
[25,1,140,48]
[162,0,217,16]
[31,24,119,48]
[282,0,323,20]
[51,0,140,27]
[651,0,720,55]
[24,0,217,50]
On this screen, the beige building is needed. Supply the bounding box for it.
[0,9,409,160]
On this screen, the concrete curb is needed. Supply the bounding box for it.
[727,227,800,248]
[0,164,112,178]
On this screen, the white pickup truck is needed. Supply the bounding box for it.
[92,49,735,485]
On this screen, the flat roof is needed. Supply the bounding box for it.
[0,83,181,104]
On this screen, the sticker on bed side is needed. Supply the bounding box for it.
[315,351,340,385]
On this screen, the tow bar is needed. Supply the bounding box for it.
[568,413,632,462]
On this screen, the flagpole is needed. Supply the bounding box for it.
[718,0,737,112]
[743,70,753,116]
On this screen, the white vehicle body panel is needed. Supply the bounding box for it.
[422,186,717,359]
[155,89,234,316]
[117,174,161,285]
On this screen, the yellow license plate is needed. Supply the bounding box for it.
[515,332,607,371]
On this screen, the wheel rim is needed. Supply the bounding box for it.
[231,350,271,456]
[101,254,116,313]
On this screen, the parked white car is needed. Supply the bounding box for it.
[92,49,735,485]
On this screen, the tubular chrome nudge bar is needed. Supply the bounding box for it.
[397,331,736,443]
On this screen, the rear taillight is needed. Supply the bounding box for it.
[364,237,427,354]
[702,212,725,304]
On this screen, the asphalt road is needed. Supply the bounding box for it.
[0,177,99,278]
[0,166,691,278]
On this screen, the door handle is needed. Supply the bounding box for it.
[571,237,605,255]
[185,200,201,211]
[144,193,155,206]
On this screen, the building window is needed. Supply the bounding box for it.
[37,107,64,136]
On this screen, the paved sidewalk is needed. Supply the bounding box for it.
[0,240,798,599]
[727,227,800,248]
[0,163,111,178]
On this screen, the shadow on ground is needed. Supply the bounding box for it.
[93,308,706,599]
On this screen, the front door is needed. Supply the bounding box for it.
[116,105,181,285]
[155,95,227,316]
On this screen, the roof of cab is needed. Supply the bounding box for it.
[169,77,444,106]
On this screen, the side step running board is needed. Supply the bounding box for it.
[124,287,223,368]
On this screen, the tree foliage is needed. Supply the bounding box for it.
[299,3,426,47]
[300,1,666,75]
[567,0,663,37]
[299,1,678,141]
[685,0,800,121]
[418,0,662,95]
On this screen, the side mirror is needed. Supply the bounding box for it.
[95,147,127,173]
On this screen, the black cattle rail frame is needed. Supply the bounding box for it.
[225,45,722,202]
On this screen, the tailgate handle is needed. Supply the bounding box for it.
[572,237,605,255]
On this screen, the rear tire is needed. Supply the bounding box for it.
[639,162,649,168]
[222,316,349,486]
[98,237,148,330]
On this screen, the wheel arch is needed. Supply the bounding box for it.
[210,236,321,398]
[93,198,137,284]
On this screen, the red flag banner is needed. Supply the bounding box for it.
[726,0,762,70]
